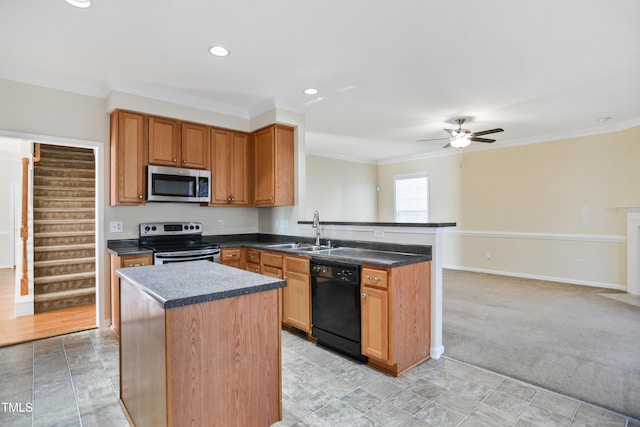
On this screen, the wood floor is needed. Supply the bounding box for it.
[0,268,96,347]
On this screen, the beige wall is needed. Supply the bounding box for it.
[377,127,640,289]
[304,155,378,222]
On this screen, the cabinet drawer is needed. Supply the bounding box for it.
[246,262,260,274]
[262,265,283,279]
[261,252,283,268]
[122,255,152,268]
[246,249,261,264]
[362,267,388,289]
[221,248,242,263]
[285,256,309,275]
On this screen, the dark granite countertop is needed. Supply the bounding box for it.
[109,233,434,267]
[107,239,152,256]
[116,260,286,309]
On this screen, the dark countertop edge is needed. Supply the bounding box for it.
[163,281,286,309]
[116,267,286,309]
[297,221,457,228]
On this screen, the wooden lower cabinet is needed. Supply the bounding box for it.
[109,253,153,336]
[260,252,283,279]
[361,262,431,376]
[282,255,311,333]
[220,247,244,269]
[245,249,261,273]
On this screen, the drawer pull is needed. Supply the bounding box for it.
[226,254,237,258]
[367,275,382,281]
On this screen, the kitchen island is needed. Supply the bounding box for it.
[116,260,286,427]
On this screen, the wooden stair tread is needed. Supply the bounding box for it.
[34,230,95,237]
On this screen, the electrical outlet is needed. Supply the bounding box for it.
[373,230,384,238]
[582,216,589,225]
[217,220,224,229]
[576,259,583,268]
[486,252,492,260]
[109,221,123,233]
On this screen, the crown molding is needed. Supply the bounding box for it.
[0,65,105,98]
[106,79,250,119]
[248,96,309,118]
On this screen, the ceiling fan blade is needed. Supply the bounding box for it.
[443,142,451,148]
[416,137,449,142]
[471,128,504,137]
[470,137,495,143]
[443,128,455,136]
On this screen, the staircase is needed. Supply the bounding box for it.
[33,145,96,313]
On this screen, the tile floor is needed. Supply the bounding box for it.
[0,328,637,427]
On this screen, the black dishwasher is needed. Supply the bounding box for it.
[311,260,367,362]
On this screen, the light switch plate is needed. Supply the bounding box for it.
[109,221,123,233]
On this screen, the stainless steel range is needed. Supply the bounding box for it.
[140,221,220,265]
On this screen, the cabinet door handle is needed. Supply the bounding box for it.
[138,195,143,199]
[367,275,382,281]
[361,293,367,298]
[173,158,177,162]
[269,196,273,201]
[227,197,232,202]
[182,160,187,163]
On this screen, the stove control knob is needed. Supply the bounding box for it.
[184,225,188,230]
[195,225,200,230]
[144,226,150,232]
[190,225,195,230]
[151,226,157,231]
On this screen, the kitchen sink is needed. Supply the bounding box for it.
[266,242,306,249]
[295,245,332,252]
[266,242,333,252]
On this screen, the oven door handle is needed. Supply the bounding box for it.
[155,254,216,262]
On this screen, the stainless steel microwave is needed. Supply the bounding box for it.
[147,165,210,203]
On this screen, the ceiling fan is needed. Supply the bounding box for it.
[417,118,504,148]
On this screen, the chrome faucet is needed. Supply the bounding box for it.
[312,210,321,246]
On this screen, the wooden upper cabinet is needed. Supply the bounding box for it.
[110,110,146,205]
[148,116,209,170]
[253,124,294,206]
[148,116,180,167]
[210,128,251,205]
[181,122,210,170]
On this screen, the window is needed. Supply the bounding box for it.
[394,173,429,222]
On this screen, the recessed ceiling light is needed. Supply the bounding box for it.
[64,0,91,8]
[209,46,230,57]
[304,88,318,95]
[596,116,613,123]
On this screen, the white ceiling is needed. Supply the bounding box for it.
[1,0,639,163]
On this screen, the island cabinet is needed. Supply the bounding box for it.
[109,253,152,336]
[210,128,252,206]
[110,110,146,205]
[252,124,295,206]
[361,262,431,376]
[117,261,284,427]
[220,247,244,269]
[148,116,210,170]
[282,255,311,333]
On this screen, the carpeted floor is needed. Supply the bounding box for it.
[442,269,640,420]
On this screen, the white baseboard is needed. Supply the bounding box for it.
[15,296,34,317]
[444,265,626,291]
[430,345,445,360]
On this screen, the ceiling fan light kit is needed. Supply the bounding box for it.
[417,118,504,150]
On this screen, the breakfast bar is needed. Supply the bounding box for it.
[116,260,286,427]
